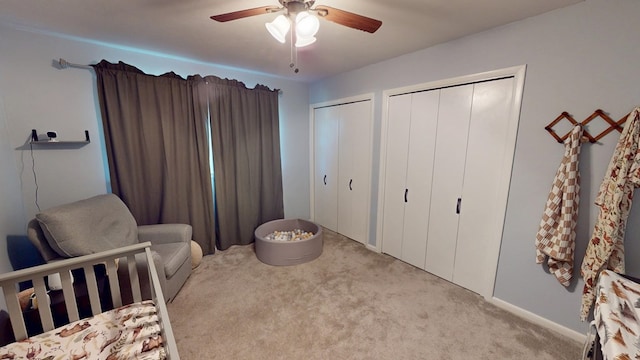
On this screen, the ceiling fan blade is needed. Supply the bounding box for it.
[210,6,280,22]
[314,5,382,33]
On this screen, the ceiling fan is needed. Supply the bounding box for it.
[210,0,382,35]
[210,1,382,73]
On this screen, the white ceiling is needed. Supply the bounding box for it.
[0,0,583,82]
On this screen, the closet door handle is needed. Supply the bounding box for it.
[349,179,353,191]
[324,175,327,186]
[404,189,408,203]
[456,198,462,214]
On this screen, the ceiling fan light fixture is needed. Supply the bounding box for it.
[265,14,290,43]
[295,11,320,38]
[212,3,382,73]
[295,35,316,47]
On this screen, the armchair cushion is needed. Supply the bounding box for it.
[35,194,138,258]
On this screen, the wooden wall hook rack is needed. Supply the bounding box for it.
[545,109,630,143]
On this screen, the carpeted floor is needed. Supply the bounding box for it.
[167,229,582,359]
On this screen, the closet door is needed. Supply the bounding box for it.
[337,101,372,244]
[381,94,412,259]
[313,106,339,232]
[401,91,439,268]
[453,78,515,294]
[378,68,523,298]
[381,91,439,267]
[424,84,473,281]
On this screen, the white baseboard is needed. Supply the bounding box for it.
[365,243,380,253]
[356,236,585,343]
[489,297,586,344]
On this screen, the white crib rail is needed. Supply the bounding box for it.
[0,242,180,359]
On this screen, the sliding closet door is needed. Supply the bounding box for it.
[401,91,439,268]
[337,101,372,244]
[313,106,339,232]
[453,78,515,294]
[424,84,473,280]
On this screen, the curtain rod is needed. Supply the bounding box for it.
[57,58,94,70]
[56,58,283,95]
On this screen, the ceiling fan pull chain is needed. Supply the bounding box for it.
[289,22,294,69]
[289,21,299,74]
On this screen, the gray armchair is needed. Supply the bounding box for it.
[26,194,192,302]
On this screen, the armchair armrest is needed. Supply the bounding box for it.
[137,224,192,245]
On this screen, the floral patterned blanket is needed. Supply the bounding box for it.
[595,270,640,360]
[0,300,165,360]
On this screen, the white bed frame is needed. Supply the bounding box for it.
[0,241,179,359]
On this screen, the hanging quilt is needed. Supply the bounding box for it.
[536,125,583,286]
[580,107,640,321]
[593,270,640,360]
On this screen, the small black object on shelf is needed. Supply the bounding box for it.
[30,129,90,145]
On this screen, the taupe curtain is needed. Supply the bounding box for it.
[200,76,284,250]
[93,61,216,254]
[93,61,284,253]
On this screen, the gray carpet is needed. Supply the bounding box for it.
[167,229,581,359]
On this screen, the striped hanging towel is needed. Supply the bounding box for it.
[535,124,583,287]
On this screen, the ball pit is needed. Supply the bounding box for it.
[254,218,323,266]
